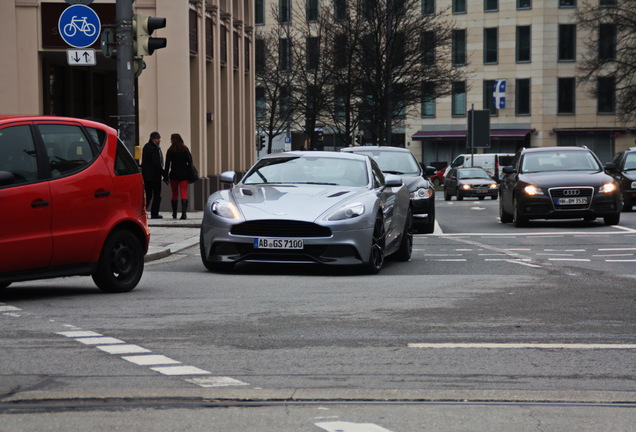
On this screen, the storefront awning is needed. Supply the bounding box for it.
[412,129,532,140]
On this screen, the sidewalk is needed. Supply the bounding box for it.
[145,211,204,262]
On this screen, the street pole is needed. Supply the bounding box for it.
[116,0,136,154]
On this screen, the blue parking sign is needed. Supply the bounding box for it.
[58,5,101,48]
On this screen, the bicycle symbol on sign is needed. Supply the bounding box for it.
[63,16,97,38]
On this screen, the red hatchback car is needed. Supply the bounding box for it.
[0,115,149,292]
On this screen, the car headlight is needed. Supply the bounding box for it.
[326,202,365,221]
[523,185,544,196]
[489,183,498,189]
[410,187,433,200]
[461,184,472,190]
[599,182,618,194]
[211,199,240,219]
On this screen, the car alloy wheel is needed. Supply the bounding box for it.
[364,213,386,274]
[499,194,513,223]
[92,230,144,293]
[604,213,620,226]
[513,197,529,227]
[393,208,413,261]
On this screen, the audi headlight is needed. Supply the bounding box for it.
[211,199,240,219]
[599,182,617,194]
[326,202,365,221]
[461,184,472,190]
[524,185,544,196]
[410,187,433,200]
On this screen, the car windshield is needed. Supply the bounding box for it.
[242,155,369,187]
[354,150,420,175]
[624,153,636,171]
[521,151,601,173]
[458,168,491,179]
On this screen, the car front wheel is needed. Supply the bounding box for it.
[393,208,413,261]
[513,197,529,227]
[444,188,451,201]
[499,196,513,223]
[92,230,144,293]
[363,213,386,274]
[604,213,620,226]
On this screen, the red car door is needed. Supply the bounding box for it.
[0,124,53,272]
[37,122,114,267]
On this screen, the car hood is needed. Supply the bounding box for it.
[620,170,636,181]
[230,184,364,221]
[459,178,496,185]
[519,171,614,188]
[400,175,428,192]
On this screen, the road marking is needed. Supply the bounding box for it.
[0,305,22,312]
[150,365,210,375]
[57,330,102,338]
[548,258,590,262]
[428,259,467,262]
[315,422,394,432]
[74,336,126,345]
[184,376,249,387]
[598,247,636,251]
[122,354,181,366]
[97,344,151,354]
[606,259,636,262]
[408,343,636,349]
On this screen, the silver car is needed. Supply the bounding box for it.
[200,151,413,273]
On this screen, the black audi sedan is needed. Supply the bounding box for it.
[499,147,621,227]
[341,146,436,233]
[607,148,636,212]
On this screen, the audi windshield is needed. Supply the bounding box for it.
[521,150,602,174]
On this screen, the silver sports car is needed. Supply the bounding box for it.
[200,151,413,273]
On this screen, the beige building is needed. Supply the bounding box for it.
[256,0,633,166]
[0,0,256,210]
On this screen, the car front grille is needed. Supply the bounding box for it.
[549,187,594,210]
[230,220,332,238]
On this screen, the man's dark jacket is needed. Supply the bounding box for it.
[141,140,165,182]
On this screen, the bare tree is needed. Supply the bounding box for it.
[255,10,300,154]
[577,0,636,121]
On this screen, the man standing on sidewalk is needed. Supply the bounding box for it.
[141,131,167,219]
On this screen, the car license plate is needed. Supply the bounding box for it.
[557,197,587,205]
[253,238,304,249]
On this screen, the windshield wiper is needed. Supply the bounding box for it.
[383,170,406,175]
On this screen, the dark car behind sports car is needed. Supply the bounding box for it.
[341,146,436,233]
[500,146,621,227]
[443,167,499,201]
[607,148,636,212]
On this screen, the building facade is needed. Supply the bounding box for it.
[0,0,256,210]
[256,0,633,166]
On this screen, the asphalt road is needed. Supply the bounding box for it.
[1,196,635,431]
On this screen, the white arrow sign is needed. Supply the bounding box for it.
[66,49,96,66]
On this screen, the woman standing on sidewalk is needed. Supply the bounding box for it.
[164,133,194,220]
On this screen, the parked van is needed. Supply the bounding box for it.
[445,153,515,181]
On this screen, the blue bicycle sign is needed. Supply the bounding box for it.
[58,4,101,48]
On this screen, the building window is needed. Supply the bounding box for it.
[485,0,498,11]
[484,28,498,64]
[256,38,265,73]
[558,24,576,61]
[517,0,531,8]
[600,0,617,6]
[452,81,466,116]
[422,0,434,15]
[256,86,266,120]
[306,36,320,70]
[334,34,347,69]
[279,38,290,71]
[421,81,435,117]
[516,78,531,115]
[452,29,466,65]
[220,25,228,65]
[422,31,435,66]
[280,85,292,118]
[279,0,291,23]
[307,0,318,21]
[334,86,346,118]
[256,0,265,25]
[453,0,466,13]
[599,24,617,61]
[483,80,498,116]
[598,76,615,113]
[233,31,240,69]
[335,0,347,20]
[559,0,576,7]
[516,26,531,62]
[558,77,576,114]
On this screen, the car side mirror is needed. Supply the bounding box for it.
[502,166,517,175]
[604,161,617,172]
[219,171,237,184]
[384,174,403,187]
[424,165,436,177]
[0,171,15,187]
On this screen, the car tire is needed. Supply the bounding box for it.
[604,213,621,226]
[363,213,385,274]
[456,191,463,201]
[200,234,235,272]
[92,230,144,293]
[491,194,498,200]
[478,196,485,200]
[393,208,413,261]
[499,196,513,223]
[513,197,528,227]
[444,188,451,201]
[432,178,441,187]
[419,204,436,234]
[0,282,11,289]
[622,198,633,212]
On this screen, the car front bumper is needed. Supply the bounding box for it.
[516,193,621,219]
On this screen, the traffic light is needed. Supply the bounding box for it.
[257,135,265,150]
[133,14,167,58]
[316,130,324,142]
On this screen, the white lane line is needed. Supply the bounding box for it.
[503,248,531,251]
[548,258,590,262]
[97,344,151,354]
[593,254,634,257]
[184,377,249,387]
[0,305,22,312]
[606,259,636,262]
[598,247,636,251]
[537,253,574,256]
[427,259,467,262]
[122,354,181,366]
[409,343,636,349]
[57,330,102,338]
[423,253,463,257]
[150,365,211,376]
[74,337,126,345]
[483,259,542,268]
[315,422,394,432]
